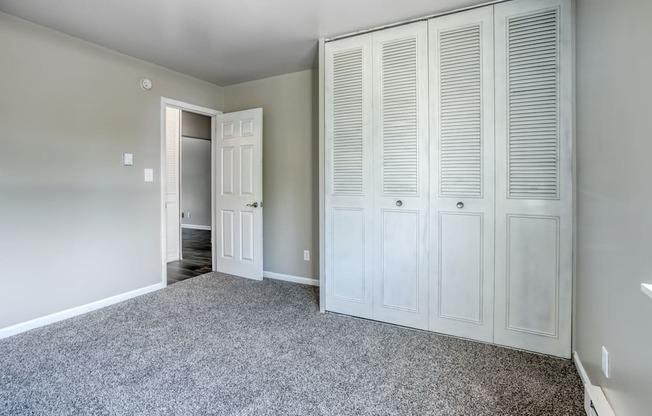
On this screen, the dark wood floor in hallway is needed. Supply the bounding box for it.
[167,228,212,285]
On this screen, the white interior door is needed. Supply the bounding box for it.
[372,22,430,330]
[165,106,181,262]
[494,0,573,358]
[428,6,495,343]
[324,34,374,319]
[214,109,264,280]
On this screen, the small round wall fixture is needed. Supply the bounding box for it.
[140,78,153,90]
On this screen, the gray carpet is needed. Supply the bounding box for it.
[0,273,584,415]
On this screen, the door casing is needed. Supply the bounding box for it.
[160,97,221,287]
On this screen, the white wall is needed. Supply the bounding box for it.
[224,69,318,280]
[0,12,224,330]
[575,0,652,414]
[181,137,212,228]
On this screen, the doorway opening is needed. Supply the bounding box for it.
[161,98,220,286]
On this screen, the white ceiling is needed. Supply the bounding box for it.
[0,0,488,86]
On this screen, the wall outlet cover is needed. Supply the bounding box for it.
[303,250,310,261]
[601,346,610,378]
[144,168,154,182]
[123,153,134,166]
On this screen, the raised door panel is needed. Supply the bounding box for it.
[494,0,573,358]
[221,147,234,195]
[221,210,235,259]
[505,215,559,337]
[331,208,366,302]
[372,22,429,330]
[240,145,254,196]
[438,213,483,323]
[240,211,254,263]
[380,210,420,312]
[324,35,374,318]
[428,6,494,342]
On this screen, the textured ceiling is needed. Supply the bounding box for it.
[0,0,489,86]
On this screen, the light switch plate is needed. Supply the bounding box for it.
[144,168,154,182]
[123,153,134,166]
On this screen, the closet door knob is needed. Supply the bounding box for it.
[396,200,403,207]
[456,202,464,209]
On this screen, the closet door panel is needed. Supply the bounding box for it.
[325,35,374,318]
[494,0,573,358]
[428,6,495,342]
[380,210,420,312]
[372,22,429,330]
[331,208,366,302]
[438,213,483,323]
[504,215,559,336]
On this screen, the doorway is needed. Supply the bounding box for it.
[169,111,214,284]
[161,98,220,286]
[160,99,265,287]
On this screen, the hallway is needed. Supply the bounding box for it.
[167,228,212,285]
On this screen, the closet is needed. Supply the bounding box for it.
[324,0,573,358]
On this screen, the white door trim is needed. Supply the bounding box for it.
[318,37,326,313]
[160,97,221,287]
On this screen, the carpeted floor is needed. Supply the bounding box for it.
[0,273,584,415]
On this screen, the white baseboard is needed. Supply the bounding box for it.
[0,283,164,340]
[573,351,591,386]
[263,271,319,287]
[574,352,616,416]
[181,224,211,231]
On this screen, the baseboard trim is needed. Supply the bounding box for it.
[263,271,319,287]
[0,283,164,340]
[181,224,212,231]
[573,351,590,386]
[574,351,616,416]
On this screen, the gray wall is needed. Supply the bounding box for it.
[575,0,652,414]
[224,69,318,280]
[181,137,212,228]
[182,111,211,140]
[0,12,224,330]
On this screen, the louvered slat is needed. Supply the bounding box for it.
[165,107,179,195]
[439,25,482,197]
[508,9,559,199]
[381,38,419,196]
[332,48,364,194]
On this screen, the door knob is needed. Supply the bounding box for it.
[396,200,403,207]
[457,202,464,209]
[246,202,259,208]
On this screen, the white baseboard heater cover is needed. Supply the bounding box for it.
[584,385,615,416]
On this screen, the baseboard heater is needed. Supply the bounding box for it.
[584,384,615,416]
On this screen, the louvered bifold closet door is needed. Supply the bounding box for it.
[494,0,573,358]
[165,106,181,262]
[372,22,430,330]
[428,6,495,343]
[324,35,374,319]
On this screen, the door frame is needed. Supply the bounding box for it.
[160,97,221,287]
